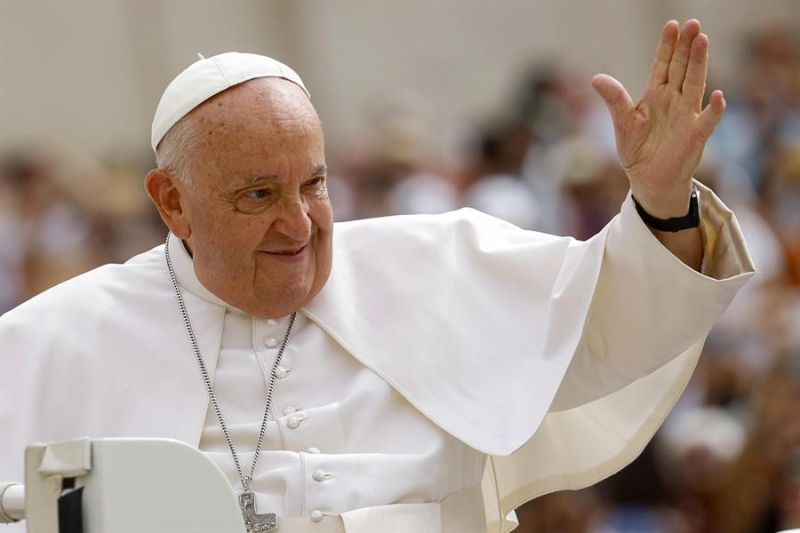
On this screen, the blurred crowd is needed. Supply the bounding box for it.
[2,26,800,533]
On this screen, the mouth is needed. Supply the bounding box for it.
[263,243,309,260]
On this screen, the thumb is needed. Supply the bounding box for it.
[591,74,633,131]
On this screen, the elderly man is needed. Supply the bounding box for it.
[1,19,753,533]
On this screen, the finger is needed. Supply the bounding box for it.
[698,90,725,138]
[667,19,701,90]
[682,33,709,111]
[591,74,634,131]
[649,20,679,86]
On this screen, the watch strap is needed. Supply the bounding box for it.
[632,186,700,232]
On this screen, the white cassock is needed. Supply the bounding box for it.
[0,184,753,532]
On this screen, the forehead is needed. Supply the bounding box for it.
[187,78,324,179]
[206,77,312,116]
[195,78,320,141]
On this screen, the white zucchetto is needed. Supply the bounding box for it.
[150,52,310,152]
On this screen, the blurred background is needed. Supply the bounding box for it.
[2,1,800,531]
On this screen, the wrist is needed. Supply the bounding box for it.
[633,185,700,233]
[629,182,695,219]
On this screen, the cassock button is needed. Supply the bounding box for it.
[265,337,278,348]
[282,405,300,416]
[310,509,324,522]
[275,366,288,379]
[267,319,278,326]
[307,447,321,454]
[287,416,301,429]
[312,469,329,482]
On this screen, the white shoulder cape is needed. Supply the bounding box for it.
[0,184,753,532]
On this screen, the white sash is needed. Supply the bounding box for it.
[277,485,485,533]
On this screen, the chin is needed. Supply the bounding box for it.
[252,277,315,318]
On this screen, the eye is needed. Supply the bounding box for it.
[303,176,328,196]
[244,188,272,199]
[234,187,278,214]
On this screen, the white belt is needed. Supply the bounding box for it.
[276,485,485,533]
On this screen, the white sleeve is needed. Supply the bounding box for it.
[550,182,755,411]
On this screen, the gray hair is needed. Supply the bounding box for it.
[154,112,203,188]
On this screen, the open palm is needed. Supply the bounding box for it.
[592,19,725,218]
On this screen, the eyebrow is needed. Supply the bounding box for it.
[233,164,327,189]
[234,175,279,189]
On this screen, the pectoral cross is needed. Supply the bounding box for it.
[239,491,277,533]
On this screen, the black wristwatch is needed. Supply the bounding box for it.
[632,186,700,232]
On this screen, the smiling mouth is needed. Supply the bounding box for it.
[264,244,308,257]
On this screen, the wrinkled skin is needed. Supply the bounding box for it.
[146,78,333,318]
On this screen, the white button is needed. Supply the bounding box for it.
[274,366,288,379]
[267,319,278,326]
[264,337,278,348]
[287,416,300,429]
[312,469,329,482]
[310,509,324,522]
[282,405,300,416]
[307,447,321,454]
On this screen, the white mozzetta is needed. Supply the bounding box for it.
[0,184,753,532]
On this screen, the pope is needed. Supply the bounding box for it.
[0,19,754,533]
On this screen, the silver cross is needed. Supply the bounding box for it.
[239,491,277,533]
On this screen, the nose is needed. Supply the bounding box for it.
[273,192,312,242]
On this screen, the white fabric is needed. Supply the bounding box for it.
[302,185,751,455]
[481,183,756,532]
[265,485,485,532]
[178,245,485,515]
[151,52,309,151]
[1,185,753,533]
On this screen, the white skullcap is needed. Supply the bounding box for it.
[151,52,310,152]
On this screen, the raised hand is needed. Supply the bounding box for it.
[592,19,725,219]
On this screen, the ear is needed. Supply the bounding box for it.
[144,169,192,239]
